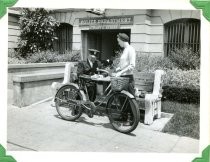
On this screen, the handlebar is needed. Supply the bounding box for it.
[97,69,109,75]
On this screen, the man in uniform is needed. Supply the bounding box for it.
[77,49,102,101]
[77,49,102,76]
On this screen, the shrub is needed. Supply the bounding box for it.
[168,46,200,70]
[8,57,26,64]
[163,69,200,89]
[162,86,200,104]
[8,49,26,64]
[25,50,81,63]
[8,49,21,59]
[162,69,200,103]
[18,8,60,57]
[135,52,176,72]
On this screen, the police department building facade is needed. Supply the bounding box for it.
[9,9,201,61]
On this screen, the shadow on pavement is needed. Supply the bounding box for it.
[54,115,136,136]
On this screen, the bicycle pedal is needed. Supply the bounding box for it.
[95,112,103,116]
[71,110,76,116]
[86,110,94,118]
[87,113,94,118]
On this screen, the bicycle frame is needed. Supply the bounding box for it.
[77,75,113,114]
[55,74,136,118]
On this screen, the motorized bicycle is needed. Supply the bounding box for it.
[54,69,140,134]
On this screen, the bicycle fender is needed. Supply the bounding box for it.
[120,90,135,99]
[56,83,87,101]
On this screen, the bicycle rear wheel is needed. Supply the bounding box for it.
[106,92,140,133]
[55,84,83,121]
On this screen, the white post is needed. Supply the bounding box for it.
[153,70,164,96]
[144,94,154,125]
[51,62,74,107]
[63,63,72,84]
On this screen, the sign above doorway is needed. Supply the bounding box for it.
[79,16,134,27]
[89,24,120,30]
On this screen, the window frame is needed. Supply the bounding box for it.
[164,18,200,56]
[54,23,73,54]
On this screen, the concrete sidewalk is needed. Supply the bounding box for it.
[7,100,199,153]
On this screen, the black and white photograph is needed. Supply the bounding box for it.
[7,7,201,154]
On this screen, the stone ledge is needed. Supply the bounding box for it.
[13,72,64,83]
[8,62,67,69]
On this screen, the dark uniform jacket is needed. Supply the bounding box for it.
[76,59,102,101]
[77,59,102,76]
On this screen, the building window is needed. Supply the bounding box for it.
[164,19,200,56]
[54,23,73,54]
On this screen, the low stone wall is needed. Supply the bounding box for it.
[8,62,77,89]
[13,72,64,107]
[8,62,78,107]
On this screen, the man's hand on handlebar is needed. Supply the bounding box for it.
[96,68,122,77]
[96,68,110,76]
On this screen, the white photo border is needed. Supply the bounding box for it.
[0,0,209,162]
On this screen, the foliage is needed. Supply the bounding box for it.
[162,101,199,139]
[162,69,199,103]
[135,52,176,72]
[8,57,26,64]
[130,53,200,103]
[8,50,81,64]
[163,69,200,89]
[8,49,26,64]
[162,86,200,104]
[25,50,81,63]
[17,8,60,57]
[168,46,200,70]
[8,49,20,59]
[109,51,175,73]
[134,49,200,71]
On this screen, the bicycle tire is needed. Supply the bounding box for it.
[55,84,83,121]
[106,92,140,133]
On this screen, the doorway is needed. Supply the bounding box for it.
[81,29,131,61]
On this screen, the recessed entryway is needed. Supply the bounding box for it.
[81,29,131,61]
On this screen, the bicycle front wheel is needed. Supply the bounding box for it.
[106,92,140,134]
[55,84,83,121]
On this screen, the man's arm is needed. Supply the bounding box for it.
[77,61,92,75]
[77,61,85,75]
[96,60,103,69]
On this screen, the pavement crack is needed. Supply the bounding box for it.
[169,136,181,152]
[7,141,38,151]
